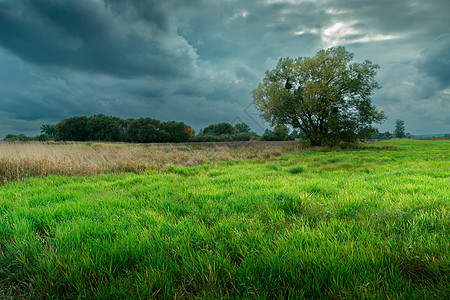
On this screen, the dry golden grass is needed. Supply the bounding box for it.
[0,141,302,184]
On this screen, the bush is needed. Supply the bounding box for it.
[231,132,259,141]
[192,132,259,142]
[259,132,280,141]
[259,125,294,141]
[192,134,228,142]
[3,134,35,142]
[203,123,238,136]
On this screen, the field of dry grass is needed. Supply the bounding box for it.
[0,141,304,184]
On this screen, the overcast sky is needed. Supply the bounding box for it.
[0,0,449,137]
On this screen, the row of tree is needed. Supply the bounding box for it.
[192,122,258,142]
[29,114,194,143]
[192,122,297,142]
[4,115,302,143]
[3,116,411,143]
[54,115,195,143]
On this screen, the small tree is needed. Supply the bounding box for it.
[252,46,386,146]
[394,119,405,138]
[185,127,195,140]
[40,124,56,136]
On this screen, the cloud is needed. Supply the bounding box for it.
[0,0,449,138]
[0,0,199,78]
[416,34,450,88]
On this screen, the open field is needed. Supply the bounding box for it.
[0,140,448,298]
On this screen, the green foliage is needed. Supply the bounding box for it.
[394,119,406,138]
[54,115,193,143]
[232,132,258,141]
[259,132,279,141]
[371,129,392,139]
[160,121,191,143]
[202,122,238,136]
[192,134,230,142]
[3,134,35,141]
[37,134,51,141]
[290,129,302,139]
[234,122,252,133]
[55,116,89,141]
[40,124,56,136]
[86,114,123,141]
[0,140,448,298]
[253,46,386,146]
[126,117,158,143]
[192,132,258,142]
[260,125,294,141]
[288,165,305,174]
[193,122,258,142]
[3,130,56,142]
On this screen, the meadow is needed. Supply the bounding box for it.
[0,141,296,184]
[0,140,448,298]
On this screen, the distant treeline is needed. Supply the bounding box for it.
[192,123,294,142]
[3,114,296,143]
[6,115,431,143]
[370,129,413,140]
[6,115,194,143]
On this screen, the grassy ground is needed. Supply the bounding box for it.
[0,140,448,298]
[0,141,298,184]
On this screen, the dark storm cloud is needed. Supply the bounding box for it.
[416,34,450,88]
[0,0,198,78]
[0,0,449,138]
[177,0,324,61]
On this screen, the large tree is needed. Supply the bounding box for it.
[127,118,158,143]
[55,116,89,141]
[86,114,123,142]
[252,46,386,146]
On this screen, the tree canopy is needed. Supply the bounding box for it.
[259,125,294,141]
[252,46,386,146]
[202,122,238,136]
[54,114,194,143]
[234,122,252,133]
[394,119,406,138]
[192,122,258,142]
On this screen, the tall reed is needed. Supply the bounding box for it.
[0,142,301,183]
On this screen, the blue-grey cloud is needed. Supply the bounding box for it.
[0,0,449,138]
[0,0,198,78]
[416,34,450,88]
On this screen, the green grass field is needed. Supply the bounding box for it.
[0,140,448,298]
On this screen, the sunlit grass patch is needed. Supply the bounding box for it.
[287,165,305,174]
[0,139,448,298]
